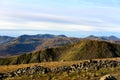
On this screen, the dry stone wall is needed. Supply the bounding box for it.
[0,59,120,80]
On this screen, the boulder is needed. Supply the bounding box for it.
[100,74,117,80]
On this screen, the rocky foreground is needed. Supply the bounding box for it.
[0,59,120,80]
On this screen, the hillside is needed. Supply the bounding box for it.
[0,34,80,56]
[0,40,120,65]
[0,36,14,45]
[86,35,120,41]
[1,34,120,57]
[86,35,120,44]
[0,58,120,80]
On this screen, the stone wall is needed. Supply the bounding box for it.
[0,59,120,79]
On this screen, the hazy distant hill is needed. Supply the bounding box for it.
[18,34,67,39]
[0,36,14,45]
[86,35,120,41]
[86,35,120,44]
[0,40,120,65]
[0,34,80,56]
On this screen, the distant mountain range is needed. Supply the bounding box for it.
[0,39,120,65]
[0,34,120,57]
[0,34,80,56]
[86,35,120,41]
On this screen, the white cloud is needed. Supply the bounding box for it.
[0,20,95,31]
[0,0,120,35]
[0,10,106,26]
[0,20,120,33]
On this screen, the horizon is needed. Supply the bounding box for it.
[0,29,120,38]
[0,0,120,37]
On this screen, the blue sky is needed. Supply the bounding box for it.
[0,0,120,37]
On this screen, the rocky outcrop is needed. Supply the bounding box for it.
[1,59,120,79]
[100,74,117,80]
[4,66,50,77]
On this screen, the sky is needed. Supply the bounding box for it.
[0,0,120,37]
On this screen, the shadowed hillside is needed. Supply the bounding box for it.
[1,34,120,57]
[0,40,120,65]
[0,36,14,45]
[0,34,80,56]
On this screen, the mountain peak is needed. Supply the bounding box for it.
[86,35,119,41]
[108,35,118,39]
[19,34,67,39]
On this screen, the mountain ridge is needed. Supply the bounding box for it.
[0,34,120,57]
[0,34,80,56]
[86,35,120,41]
[0,39,120,65]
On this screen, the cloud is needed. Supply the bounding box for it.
[0,10,106,26]
[0,0,120,35]
[0,20,95,31]
[0,19,120,33]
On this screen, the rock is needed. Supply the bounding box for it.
[0,73,4,80]
[2,59,120,79]
[100,74,117,80]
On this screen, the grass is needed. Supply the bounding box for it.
[1,40,120,65]
[0,58,120,80]
[0,58,120,73]
[0,60,85,73]
[4,66,120,80]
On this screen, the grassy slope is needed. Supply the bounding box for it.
[60,40,120,60]
[0,40,120,65]
[0,58,120,73]
[0,58,120,80]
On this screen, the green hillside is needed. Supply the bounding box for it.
[0,40,120,65]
